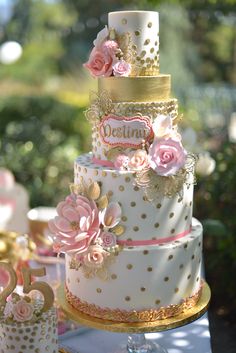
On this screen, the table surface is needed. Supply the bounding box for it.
[59,313,212,353]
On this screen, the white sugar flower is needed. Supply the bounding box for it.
[93,26,109,48]
[196,153,216,176]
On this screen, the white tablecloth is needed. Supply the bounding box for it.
[59,313,212,353]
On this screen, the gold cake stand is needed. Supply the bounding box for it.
[57,282,211,353]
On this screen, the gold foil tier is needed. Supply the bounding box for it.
[98,75,171,102]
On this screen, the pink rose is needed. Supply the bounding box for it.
[113,60,131,77]
[83,245,107,269]
[149,138,187,176]
[12,299,34,322]
[84,40,118,78]
[49,194,100,255]
[129,149,149,171]
[100,231,117,248]
[114,154,130,170]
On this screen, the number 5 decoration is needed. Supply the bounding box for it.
[0,262,54,312]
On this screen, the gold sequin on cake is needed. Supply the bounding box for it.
[130,201,136,207]
[127,264,133,270]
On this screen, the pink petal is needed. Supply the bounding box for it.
[56,201,68,217]
[54,216,72,232]
[63,206,80,223]
[103,202,122,228]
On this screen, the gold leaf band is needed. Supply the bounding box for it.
[98,75,171,102]
[65,283,202,323]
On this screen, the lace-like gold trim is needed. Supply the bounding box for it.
[65,284,202,323]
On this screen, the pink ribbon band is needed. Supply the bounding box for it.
[92,157,114,168]
[117,228,191,247]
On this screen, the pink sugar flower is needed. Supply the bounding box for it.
[100,231,117,248]
[129,149,149,171]
[12,299,34,322]
[114,154,130,170]
[149,138,187,176]
[113,60,131,77]
[49,194,100,255]
[83,245,108,269]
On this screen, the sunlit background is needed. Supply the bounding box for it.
[0,0,236,351]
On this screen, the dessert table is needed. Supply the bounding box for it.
[59,314,212,353]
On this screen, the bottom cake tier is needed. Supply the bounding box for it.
[65,218,203,323]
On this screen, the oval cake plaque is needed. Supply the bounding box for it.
[99,114,153,148]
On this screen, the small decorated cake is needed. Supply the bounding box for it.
[0,263,58,353]
[49,10,203,323]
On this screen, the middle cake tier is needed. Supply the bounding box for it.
[75,153,193,243]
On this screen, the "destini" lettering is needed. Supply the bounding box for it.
[101,123,149,139]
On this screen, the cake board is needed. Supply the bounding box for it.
[57,281,211,353]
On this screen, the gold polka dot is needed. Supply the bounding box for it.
[155,299,161,305]
[164,276,169,282]
[192,255,195,260]
[168,255,173,260]
[184,243,188,249]
[141,214,147,219]
[125,177,131,182]
[198,242,201,247]
[148,22,152,28]
[127,238,133,242]
[135,30,140,36]
[196,276,200,282]
[171,229,175,234]
[111,274,117,279]
[169,212,174,218]
[108,190,113,197]
[147,267,153,272]
[141,59,145,64]
[136,56,141,61]
[140,287,146,292]
[133,226,139,232]
[185,215,188,220]
[143,250,149,255]
[132,44,137,50]
[155,41,158,45]
[187,274,191,280]
[130,201,136,207]
[96,288,102,293]
[102,171,107,177]
[143,196,148,202]
[125,296,131,301]
[179,264,184,269]
[178,197,183,203]
[127,264,133,270]
[146,57,151,63]
[190,201,192,206]
[156,203,162,208]
[140,50,146,58]
[134,186,139,191]
[175,288,179,293]
[150,47,155,53]
[84,168,87,173]
[112,172,118,178]
[122,18,127,25]
[119,185,125,191]
[122,216,127,222]
[144,39,150,45]
[154,223,160,228]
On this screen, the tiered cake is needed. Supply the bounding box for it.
[49,10,203,322]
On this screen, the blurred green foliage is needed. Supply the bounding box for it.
[0,95,90,207]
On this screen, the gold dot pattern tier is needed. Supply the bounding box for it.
[0,307,58,353]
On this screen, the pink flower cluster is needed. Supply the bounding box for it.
[113,115,187,177]
[49,194,122,270]
[84,27,131,77]
[4,297,34,323]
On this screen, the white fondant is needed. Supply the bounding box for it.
[109,11,159,70]
[66,218,202,311]
[74,154,193,242]
[0,307,58,353]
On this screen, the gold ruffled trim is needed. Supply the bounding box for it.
[98,75,171,102]
[65,284,202,323]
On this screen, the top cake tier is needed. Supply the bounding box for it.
[108,11,159,76]
[84,10,160,77]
